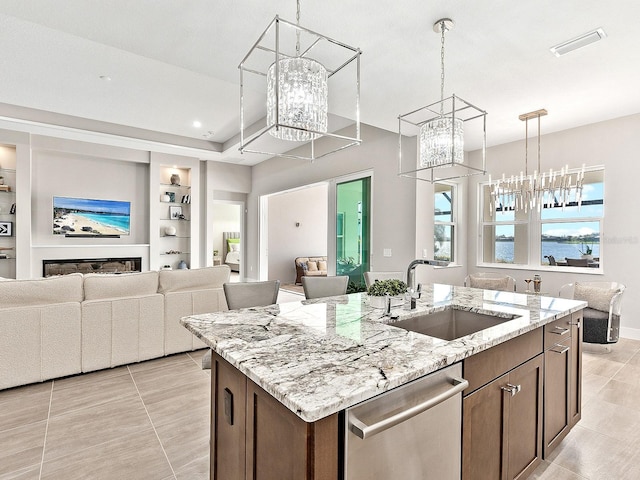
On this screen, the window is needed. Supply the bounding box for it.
[480,168,604,269]
[434,183,456,262]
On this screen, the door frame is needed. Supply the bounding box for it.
[328,169,374,278]
[211,199,245,279]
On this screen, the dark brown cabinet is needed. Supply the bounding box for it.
[210,351,338,480]
[569,311,583,428]
[462,354,544,480]
[543,311,583,457]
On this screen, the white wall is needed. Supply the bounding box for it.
[246,124,417,282]
[267,184,328,284]
[466,113,640,337]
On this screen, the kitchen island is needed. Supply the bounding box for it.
[181,284,586,479]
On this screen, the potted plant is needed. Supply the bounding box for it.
[367,279,408,308]
[579,243,593,261]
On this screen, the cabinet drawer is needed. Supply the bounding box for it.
[544,316,572,350]
[463,328,543,395]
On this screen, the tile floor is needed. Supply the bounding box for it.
[1,310,638,479]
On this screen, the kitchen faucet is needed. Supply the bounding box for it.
[406,259,450,292]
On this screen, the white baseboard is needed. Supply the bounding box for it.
[620,327,640,341]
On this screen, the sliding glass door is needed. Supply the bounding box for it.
[336,176,370,289]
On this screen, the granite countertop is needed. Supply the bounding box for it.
[180,284,586,422]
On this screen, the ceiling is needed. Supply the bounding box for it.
[0,1,638,165]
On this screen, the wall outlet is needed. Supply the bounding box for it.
[383,248,392,257]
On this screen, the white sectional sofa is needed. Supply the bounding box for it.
[0,265,230,390]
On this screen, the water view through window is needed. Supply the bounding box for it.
[482,169,604,266]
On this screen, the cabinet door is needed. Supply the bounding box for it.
[544,337,571,457]
[463,372,509,480]
[211,351,247,480]
[246,379,338,480]
[506,354,544,480]
[570,311,583,427]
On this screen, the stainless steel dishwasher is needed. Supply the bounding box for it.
[345,363,468,480]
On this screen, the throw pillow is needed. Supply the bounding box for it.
[317,260,327,271]
[468,275,509,291]
[574,283,618,313]
[306,261,318,272]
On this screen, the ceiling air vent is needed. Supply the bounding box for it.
[550,28,607,57]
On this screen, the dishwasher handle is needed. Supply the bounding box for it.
[349,376,469,440]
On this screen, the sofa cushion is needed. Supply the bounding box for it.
[296,257,310,267]
[318,260,327,272]
[306,261,318,272]
[83,271,159,300]
[0,273,84,307]
[574,283,618,313]
[158,266,230,293]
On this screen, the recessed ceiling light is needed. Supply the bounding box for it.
[550,28,607,57]
[192,120,202,128]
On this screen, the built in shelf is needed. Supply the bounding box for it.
[160,183,191,189]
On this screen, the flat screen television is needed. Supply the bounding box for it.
[53,196,131,236]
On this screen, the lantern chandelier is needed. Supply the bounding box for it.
[398,18,487,182]
[238,0,362,161]
[488,109,585,216]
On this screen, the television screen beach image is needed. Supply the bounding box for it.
[53,196,131,236]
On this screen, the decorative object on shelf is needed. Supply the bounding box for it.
[9,203,15,214]
[178,260,188,270]
[487,109,586,215]
[180,194,191,204]
[164,225,177,236]
[398,18,486,183]
[0,185,11,192]
[0,176,3,185]
[213,249,219,256]
[166,250,182,254]
[0,221,13,236]
[169,205,183,219]
[161,194,171,203]
[165,192,175,203]
[170,173,181,185]
[161,265,172,270]
[367,279,408,309]
[239,0,361,161]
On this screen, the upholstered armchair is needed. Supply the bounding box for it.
[559,281,625,344]
[464,273,517,292]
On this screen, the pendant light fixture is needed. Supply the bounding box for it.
[239,0,362,161]
[488,109,585,216]
[398,18,487,182]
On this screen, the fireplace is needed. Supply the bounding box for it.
[43,257,142,277]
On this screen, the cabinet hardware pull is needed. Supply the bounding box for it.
[551,326,570,335]
[568,321,581,327]
[551,345,570,354]
[501,383,521,396]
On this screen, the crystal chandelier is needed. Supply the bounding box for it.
[266,0,327,142]
[488,109,585,216]
[398,18,486,182]
[239,0,361,160]
[420,20,463,168]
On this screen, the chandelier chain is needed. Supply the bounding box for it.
[295,0,301,56]
[439,20,446,113]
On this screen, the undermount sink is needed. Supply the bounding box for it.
[391,307,520,341]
